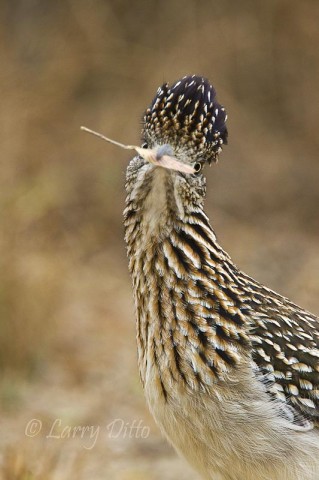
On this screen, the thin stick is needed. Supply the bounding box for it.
[80,126,135,150]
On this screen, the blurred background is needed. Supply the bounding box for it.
[0,0,319,478]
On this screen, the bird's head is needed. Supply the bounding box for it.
[124,76,228,215]
[142,75,228,172]
[81,75,228,217]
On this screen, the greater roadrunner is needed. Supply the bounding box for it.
[85,75,319,479]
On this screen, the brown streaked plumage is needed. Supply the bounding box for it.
[123,75,319,479]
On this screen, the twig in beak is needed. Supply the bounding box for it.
[80,126,136,150]
[81,126,195,174]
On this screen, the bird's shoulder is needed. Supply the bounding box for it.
[239,272,319,426]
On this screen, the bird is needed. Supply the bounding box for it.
[122,75,319,480]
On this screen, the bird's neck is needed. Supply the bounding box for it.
[124,168,233,292]
[124,166,250,390]
[124,166,214,245]
[124,192,232,311]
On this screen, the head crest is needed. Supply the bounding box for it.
[143,75,228,163]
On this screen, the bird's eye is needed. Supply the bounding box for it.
[141,142,148,149]
[193,162,203,174]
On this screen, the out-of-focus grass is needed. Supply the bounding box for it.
[0,254,63,376]
[0,444,89,480]
[0,1,319,478]
[1,446,59,480]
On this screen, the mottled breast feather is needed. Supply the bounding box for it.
[143,75,228,164]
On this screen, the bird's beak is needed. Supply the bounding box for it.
[134,146,195,174]
[81,126,195,175]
